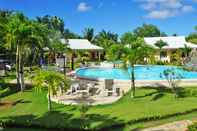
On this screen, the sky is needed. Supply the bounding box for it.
[0,0,197,36]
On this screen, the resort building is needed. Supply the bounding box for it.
[60,39,103,70]
[144,36,197,62]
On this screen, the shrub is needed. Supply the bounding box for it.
[188,122,197,131]
[163,68,183,98]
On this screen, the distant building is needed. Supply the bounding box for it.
[144,36,197,62]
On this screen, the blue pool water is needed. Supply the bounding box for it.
[76,65,197,80]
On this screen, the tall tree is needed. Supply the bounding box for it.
[0,10,13,58]
[64,29,81,39]
[134,24,163,37]
[106,44,122,67]
[154,40,168,61]
[37,15,64,34]
[1,12,49,91]
[120,32,154,98]
[37,15,67,65]
[94,30,118,48]
[83,28,94,42]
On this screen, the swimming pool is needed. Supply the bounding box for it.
[76,65,197,80]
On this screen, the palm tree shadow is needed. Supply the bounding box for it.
[136,85,172,101]
[151,93,165,101]
[1,110,126,131]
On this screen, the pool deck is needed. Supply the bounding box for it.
[51,95,121,105]
[77,77,197,94]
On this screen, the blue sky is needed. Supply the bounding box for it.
[0,0,197,36]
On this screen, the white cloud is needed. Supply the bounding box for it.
[182,5,195,12]
[135,0,196,19]
[77,2,91,12]
[146,10,177,19]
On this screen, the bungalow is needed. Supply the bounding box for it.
[144,36,197,62]
[60,39,103,70]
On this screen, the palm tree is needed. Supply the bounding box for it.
[83,28,94,42]
[121,32,154,98]
[33,70,69,111]
[1,12,49,91]
[37,15,64,34]
[180,44,192,64]
[154,40,168,61]
[106,44,122,68]
[94,30,118,48]
[180,44,192,58]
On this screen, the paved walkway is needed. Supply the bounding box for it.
[142,120,193,131]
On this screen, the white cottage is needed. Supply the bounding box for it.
[61,39,103,70]
[144,36,197,62]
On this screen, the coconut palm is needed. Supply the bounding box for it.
[180,44,192,58]
[1,12,49,91]
[106,44,122,68]
[94,30,118,48]
[180,44,192,64]
[33,70,69,111]
[121,32,154,98]
[154,40,168,61]
[37,15,64,34]
[83,28,94,42]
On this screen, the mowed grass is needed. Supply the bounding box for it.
[0,87,197,130]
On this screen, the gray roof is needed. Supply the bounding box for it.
[144,36,197,49]
[61,39,103,50]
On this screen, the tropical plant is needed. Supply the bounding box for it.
[37,15,67,65]
[106,44,122,67]
[83,28,94,42]
[0,12,49,91]
[186,33,197,45]
[181,44,192,57]
[163,68,183,98]
[170,50,182,65]
[133,24,166,37]
[33,70,69,111]
[37,15,64,34]
[188,122,197,131]
[120,32,154,98]
[154,40,168,61]
[64,29,81,39]
[94,30,118,48]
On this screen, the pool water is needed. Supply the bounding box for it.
[76,65,197,80]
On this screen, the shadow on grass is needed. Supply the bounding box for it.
[0,99,31,107]
[0,110,125,131]
[0,82,33,99]
[135,85,172,101]
[137,84,197,100]
[11,99,32,106]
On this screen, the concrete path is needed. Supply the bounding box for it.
[142,120,193,131]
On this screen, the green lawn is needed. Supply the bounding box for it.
[0,87,197,130]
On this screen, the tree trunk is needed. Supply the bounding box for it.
[18,46,25,92]
[63,55,66,76]
[131,64,135,98]
[16,45,20,89]
[71,54,74,70]
[159,50,162,61]
[48,88,52,112]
